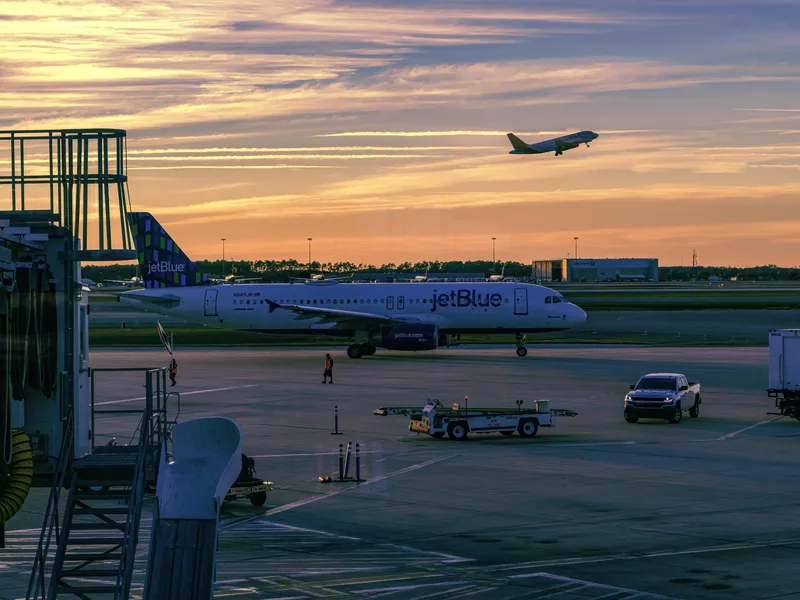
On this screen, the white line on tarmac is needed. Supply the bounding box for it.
[539,441,636,449]
[500,537,800,570]
[220,454,456,529]
[96,384,259,405]
[718,415,784,440]
[522,573,678,600]
[250,451,382,458]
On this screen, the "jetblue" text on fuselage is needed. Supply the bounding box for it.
[430,289,502,312]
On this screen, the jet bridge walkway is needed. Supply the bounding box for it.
[143,417,243,600]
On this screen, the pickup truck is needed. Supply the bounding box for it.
[624,373,701,424]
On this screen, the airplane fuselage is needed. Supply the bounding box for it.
[508,130,599,155]
[122,281,586,335]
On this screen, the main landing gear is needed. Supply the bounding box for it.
[347,343,376,359]
[515,333,528,357]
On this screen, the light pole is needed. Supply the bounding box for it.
[221,238,226,278]
[492,237,496,264]
[574,237,579,260]
[307,237,312,276]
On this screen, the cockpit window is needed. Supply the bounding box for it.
[553,296,562,304]
[545,296,552,304]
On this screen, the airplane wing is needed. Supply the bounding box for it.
[265,300,418,330]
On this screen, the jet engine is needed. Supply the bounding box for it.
[380,324,439,351]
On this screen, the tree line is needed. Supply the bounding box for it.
[81,261,800,283]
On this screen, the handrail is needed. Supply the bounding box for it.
[25,413,74,600]
[116,412,149,599]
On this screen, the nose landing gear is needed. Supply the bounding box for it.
[515,334,528,357]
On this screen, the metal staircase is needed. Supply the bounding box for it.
[27,368,175,600]
[46,413,148,599]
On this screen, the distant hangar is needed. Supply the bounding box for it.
[533,258,658,283]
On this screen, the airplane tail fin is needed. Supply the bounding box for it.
[128,212,209,288]
[507,133,530,152]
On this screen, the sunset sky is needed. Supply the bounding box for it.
[2,0,800,266]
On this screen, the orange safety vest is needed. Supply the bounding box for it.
[325,358,333,370]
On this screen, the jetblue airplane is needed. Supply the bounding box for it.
[507,131,598,156]
[120,213,587,358]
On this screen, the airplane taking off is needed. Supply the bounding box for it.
[120,213,587,358]
[507,131,599,156]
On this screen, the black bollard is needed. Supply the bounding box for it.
[338,444,344,480]
[331,405,342,435]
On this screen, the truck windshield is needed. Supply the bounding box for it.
[636,378,676,391]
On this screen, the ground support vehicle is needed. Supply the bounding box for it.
[224,454,273,507]
[374,398,577,440]
[767,329,800,420]
[624,373,701,424]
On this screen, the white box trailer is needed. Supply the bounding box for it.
[767,329,800,419]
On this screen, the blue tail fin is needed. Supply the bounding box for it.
[128,212,209,288]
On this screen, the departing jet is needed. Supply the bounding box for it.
[119,213,587,358]
[507,131,599,156]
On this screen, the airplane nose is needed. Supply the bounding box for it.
[568,303,587,323]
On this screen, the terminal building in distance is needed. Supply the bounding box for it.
[533,258,658,283]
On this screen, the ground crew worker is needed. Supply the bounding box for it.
[169,357,177,386]
[322,353,334,384]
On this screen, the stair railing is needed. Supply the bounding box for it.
[26,413,74,600]
[116,412,149,600]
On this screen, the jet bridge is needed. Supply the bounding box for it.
[0,128,154,599]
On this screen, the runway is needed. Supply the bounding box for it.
[2,346,798,599]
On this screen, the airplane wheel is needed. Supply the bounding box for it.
[362,345,376,356]
[516,347,528,357]
[347,345,363,359]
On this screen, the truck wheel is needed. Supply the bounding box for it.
[432,432,445,438]
[447,422,468,440]
[668,403,682,424]
[250,491,268,507]
[689,395,700,418]
[624,411,638,423]
[517,419,538,438]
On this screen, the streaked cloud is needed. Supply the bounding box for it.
[316,130,654,137]
[2,0,799,265]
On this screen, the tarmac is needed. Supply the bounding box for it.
[3,345,799,599]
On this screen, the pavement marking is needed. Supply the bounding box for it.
[539,441,636,449]
[250,451,382,458]
[519,573,679,600]
[96,384,260,405]
[497,537,800,570]
[220,454,457,529]
[718,415,783,440]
